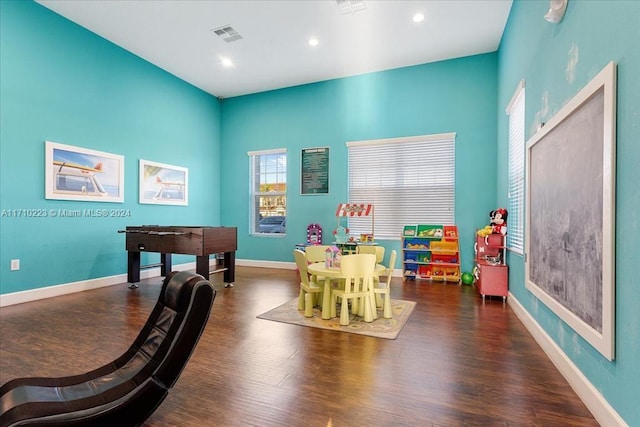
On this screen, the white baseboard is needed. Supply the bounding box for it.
[0,261,197,308]
[236,259,296,270]
[508,293,627,427]
[0,259,289,307]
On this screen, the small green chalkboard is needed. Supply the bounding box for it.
[301,147,329,195]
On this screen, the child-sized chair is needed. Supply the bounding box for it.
[372,250,397,318]
[356,245,385,263]
[294,250,323,317]
[330,253,377,326]
[304,245,331,263]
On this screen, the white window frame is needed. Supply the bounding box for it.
[248,148,287,236]
[346,133,455,240]
[506,80,525,254]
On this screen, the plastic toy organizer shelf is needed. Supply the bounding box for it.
[402,225,460,283]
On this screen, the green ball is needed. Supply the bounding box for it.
[461,272,474,285]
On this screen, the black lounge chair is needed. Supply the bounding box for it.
[0,271,216,427]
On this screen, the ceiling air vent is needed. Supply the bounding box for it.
[336,0,366,15]
[212,25,243,43]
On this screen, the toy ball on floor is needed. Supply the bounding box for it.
[461,272,474,285]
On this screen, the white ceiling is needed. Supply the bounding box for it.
[37,0,513,99]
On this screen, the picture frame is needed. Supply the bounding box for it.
[525,61,616,360]
[45,141,124,203]
[139,159,188,206]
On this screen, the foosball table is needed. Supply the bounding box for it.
[120,225,237,288]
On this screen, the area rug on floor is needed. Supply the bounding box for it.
[257,298,416,339]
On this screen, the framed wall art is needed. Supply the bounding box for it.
[45,141,124,203]
[139,159,188,206]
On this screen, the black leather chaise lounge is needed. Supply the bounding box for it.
[0,271,216,427]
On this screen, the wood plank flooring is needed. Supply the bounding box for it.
[0,266,598,426]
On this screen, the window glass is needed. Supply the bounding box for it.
[249,150,287,235]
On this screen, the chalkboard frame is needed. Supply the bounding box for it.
[525,61,616,361]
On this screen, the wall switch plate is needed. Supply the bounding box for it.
[10,259,20,271]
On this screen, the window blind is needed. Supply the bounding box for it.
[507,83,525,253]
[347,133,455,240]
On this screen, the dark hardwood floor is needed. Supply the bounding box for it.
[0,266,598,426]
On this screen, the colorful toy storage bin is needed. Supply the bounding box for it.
[402,238,430,279]
[401,224,460,283]
[430,241,460,281]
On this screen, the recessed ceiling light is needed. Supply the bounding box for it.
[220,56,234,68]
[413,12,425,23]
[308,37,319,47]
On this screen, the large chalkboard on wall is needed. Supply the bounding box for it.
[301,147,329,195]
[525,61,616,360]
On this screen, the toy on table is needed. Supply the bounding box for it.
[307,223,322,244]
[325,246,342,268]
[335,203,375,242]
[360,233,374,242]
[333,225,350,244]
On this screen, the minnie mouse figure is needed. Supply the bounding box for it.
[490,208,508,235]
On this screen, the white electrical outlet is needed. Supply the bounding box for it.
[10,259,20,271]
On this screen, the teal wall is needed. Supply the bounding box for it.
[221,54,499,270]
[498,1,640,425]
[3,0,637,423]
[0,0,222,293]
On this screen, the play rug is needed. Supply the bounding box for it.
[257,298,416,340]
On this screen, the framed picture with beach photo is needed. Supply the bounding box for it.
[139,159,188,206]
[45,141,124,203]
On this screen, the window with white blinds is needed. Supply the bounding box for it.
[347,133,455,240]
[506,81,525,254]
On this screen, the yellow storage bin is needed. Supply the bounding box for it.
[430,241,458,254]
